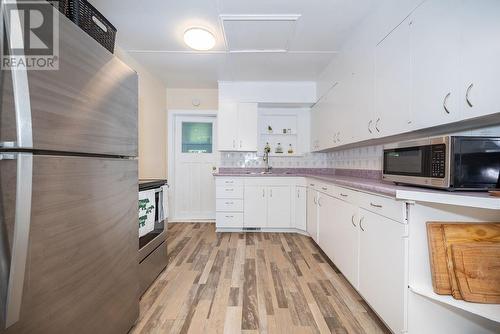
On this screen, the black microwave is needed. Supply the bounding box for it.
[383,136,500,190]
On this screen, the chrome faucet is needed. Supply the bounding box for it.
[263,143,272,173]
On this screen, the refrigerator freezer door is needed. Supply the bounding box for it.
[0,154,139,334]
[1,9,138,157]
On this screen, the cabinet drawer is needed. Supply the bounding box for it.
[216,186,244,199]
[215,178,244,187]
[216,212,244,228]
[358,192,406,223]
[216,199,244,212]
[332,186,359,204]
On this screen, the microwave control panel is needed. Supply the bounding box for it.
[431,144,446,178]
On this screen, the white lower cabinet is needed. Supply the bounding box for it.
[293,186,307,231]
[307,182,408,334]
[243,186,267,228]
[358,208,408,334]
[306,187,319,242]
[267,186,291,228]
[216,177,306,230]
[331,197,359,287]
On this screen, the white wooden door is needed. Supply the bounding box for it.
[358,209,407,334]
[243,186,267,228]
[332,198,359,287]
[375,18,412,137]
[237,103,258,151]
[294,186,307,231]
[460,0,500,119]
[217,102,238,151]
[173,116,217,220]
[306,188,318,242]
[267,186,291,228]
[410,0,461,129]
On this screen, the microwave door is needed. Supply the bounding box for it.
[384,146,429,177]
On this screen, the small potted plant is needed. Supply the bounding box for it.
[267,125,273,134]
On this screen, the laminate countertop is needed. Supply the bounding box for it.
[214,170,499,210]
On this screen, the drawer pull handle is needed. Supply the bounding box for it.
[225,181,234,184]
[225,215,234,218]
[370,202,383,208]
[359,217,365,231]
[351,215,357,227]
[340,193,348,197]
[225,202,234,205]
[226,188,234,191]
[310,183,315,186]
[322,187,328,191]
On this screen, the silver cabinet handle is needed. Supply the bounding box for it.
[359,216,365,231]
[225,215,234,218]
[340,193,348,197]
[337,132,341,142]
[368,120,373,134]
[270,189,273,197]
[3,153,33,328]
[225,180,234,184]
[370,202,383,208]
[225,188,234,191]
[310,183,315,187]
[233,139,236,149]
[322,187,328,191]
[297,189,300,198]
[375,118,380,133]
[443,92,451,114]
[351,214,357,227]
[240,140,242,148]
[318,197,322,207]
[313,196,317,205]
[262,189,265,197]
[225,201,234,205]
[466,83,474,107]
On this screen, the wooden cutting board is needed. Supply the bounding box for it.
[427,222,500,299]
[452,243,500,303]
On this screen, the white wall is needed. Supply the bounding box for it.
[116,47,168,179]
[166,88,218,110]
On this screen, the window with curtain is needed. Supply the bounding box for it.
[181,122,213,153]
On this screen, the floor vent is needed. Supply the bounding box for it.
[243,227,261,231]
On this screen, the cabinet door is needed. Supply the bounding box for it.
[331,198,359,287]
[306,188,318,242]
[294,186,307,231]
[359,209,407,334]
[375,18,412,137]
[268,186,291,228]
[317,194,337,262]
[410,0,461,129]
[243,186,267,228]
[460,0,500,119]
[237,103,258,151]
[218,102,238,151]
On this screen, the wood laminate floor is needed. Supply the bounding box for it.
[132,223,390,334]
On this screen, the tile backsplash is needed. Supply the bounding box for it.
[219,144,384,170]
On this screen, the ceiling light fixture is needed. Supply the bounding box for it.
[183,27,216,51]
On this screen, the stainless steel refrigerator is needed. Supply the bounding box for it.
[0,4,139,334]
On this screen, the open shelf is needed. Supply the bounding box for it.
[409,285,500,323]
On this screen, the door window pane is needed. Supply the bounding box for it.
[182,122,213,153]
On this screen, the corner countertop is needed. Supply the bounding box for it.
[213,169,500,210]
[139,179,168,191]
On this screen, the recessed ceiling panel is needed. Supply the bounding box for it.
[221,15,300,52]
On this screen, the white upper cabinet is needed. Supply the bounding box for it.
[410,0,462,128]
[374,17,412,137]
[237,103,258,151]
[218,102,258,151]
[459,0,500,120]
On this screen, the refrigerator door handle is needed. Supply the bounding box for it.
[1,153,33,328]
[1,2,33,149]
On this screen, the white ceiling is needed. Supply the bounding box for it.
[89,0,376,88]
